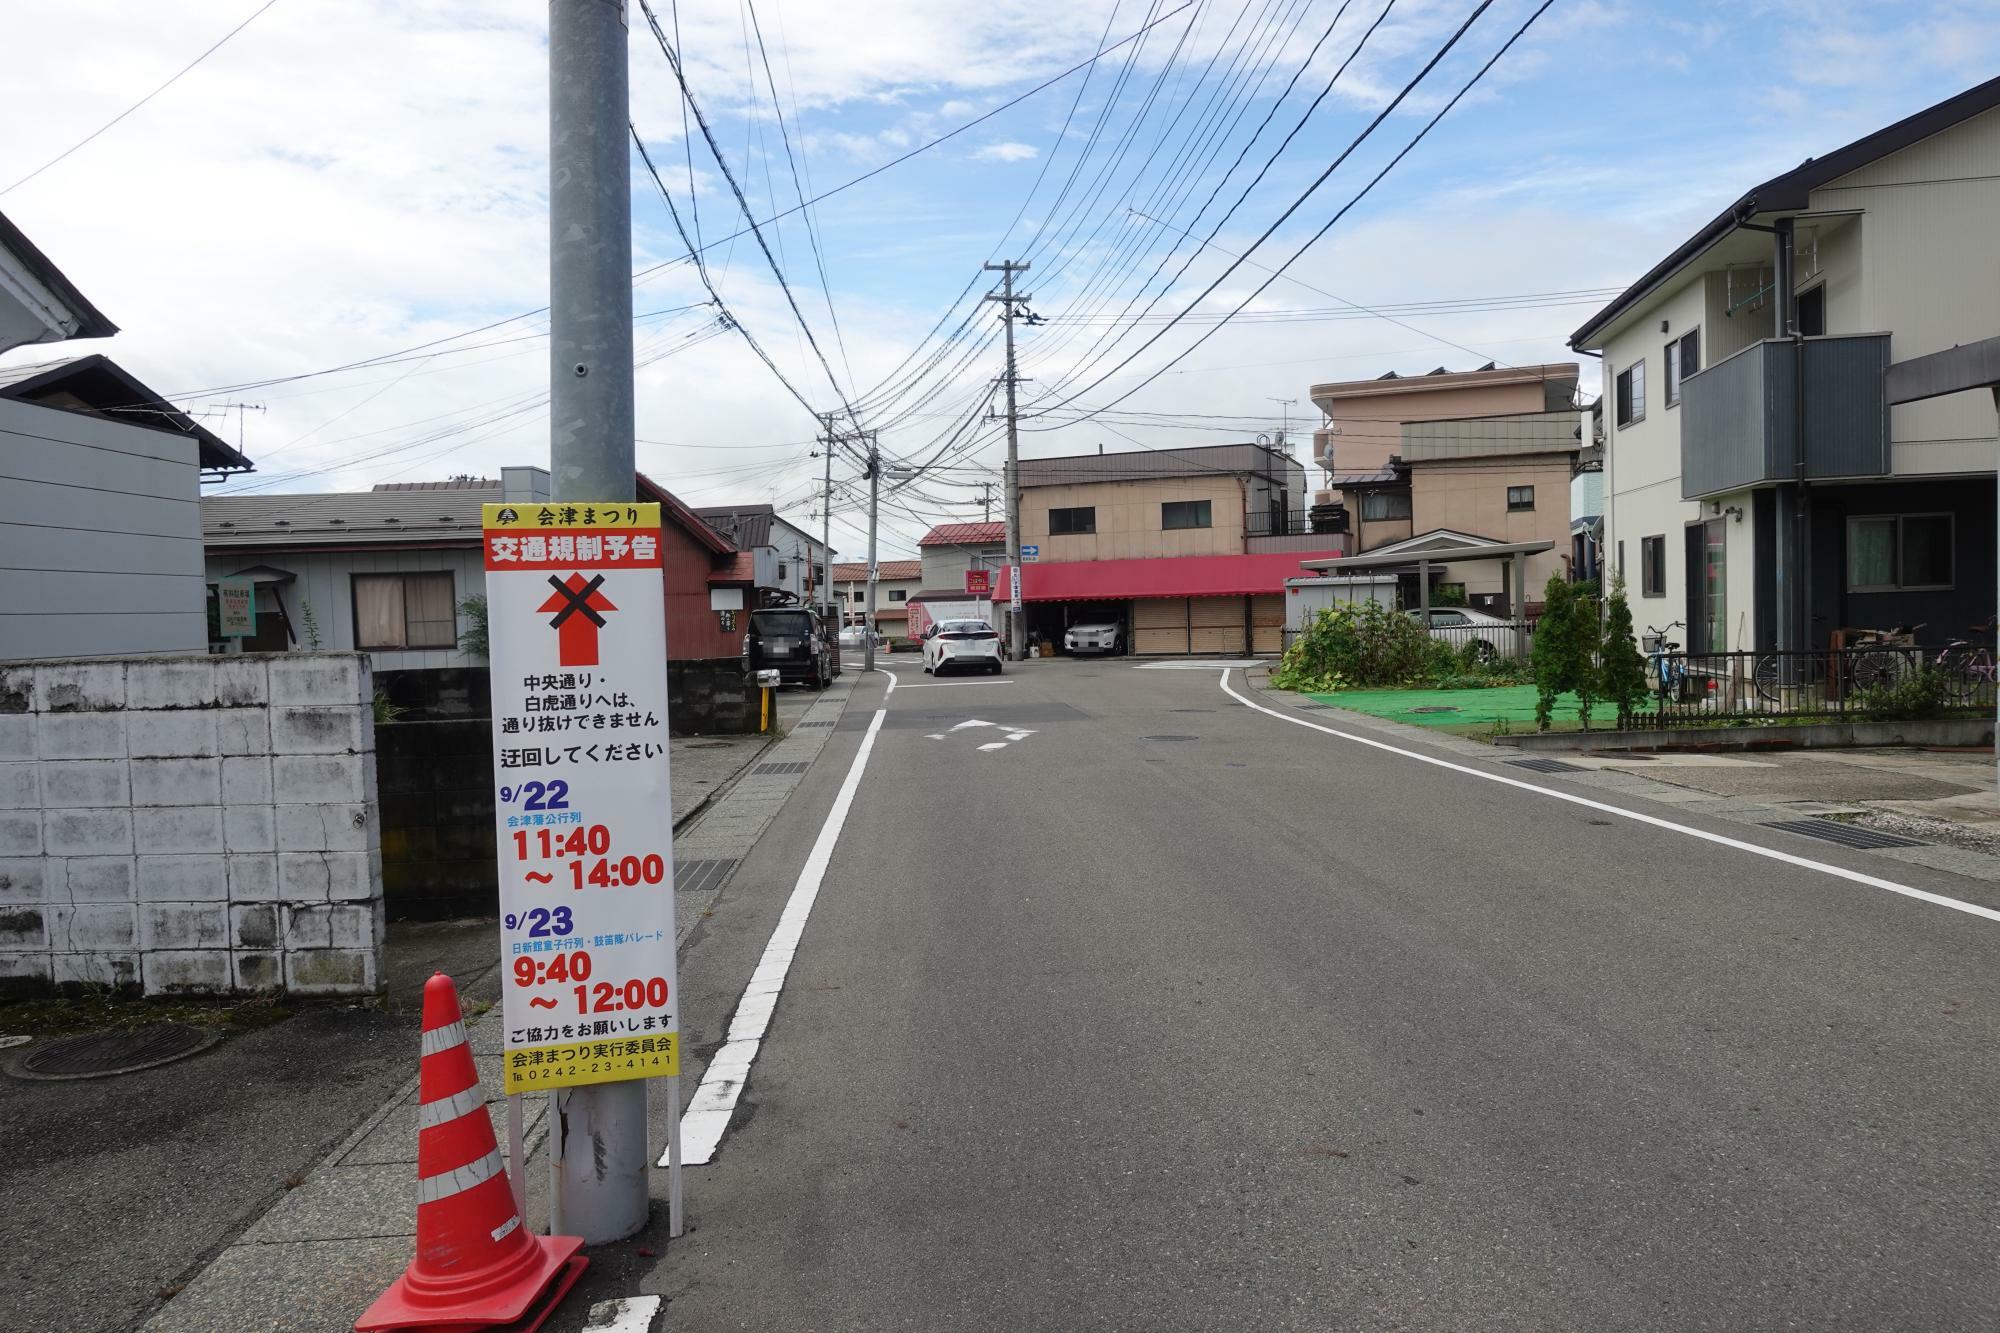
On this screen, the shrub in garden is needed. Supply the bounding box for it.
[1597,578,1649,728]
[1531,576,1600,729]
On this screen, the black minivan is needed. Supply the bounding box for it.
[747,608,832,689]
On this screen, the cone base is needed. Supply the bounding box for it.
[355,1238,586,1333]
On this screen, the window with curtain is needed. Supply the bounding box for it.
[1360,490,1411,521]
[1848,514,1952,591]
[354,572,457,649]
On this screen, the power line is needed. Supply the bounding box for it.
[1028,0,1547,425]
[3,0,284,196]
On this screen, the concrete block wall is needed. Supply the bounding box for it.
[0,653,384,998]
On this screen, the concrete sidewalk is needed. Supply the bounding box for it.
[1252,667,2000,890]
[141,682,844,1333]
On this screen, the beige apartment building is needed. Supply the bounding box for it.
[1010,443,1339,654]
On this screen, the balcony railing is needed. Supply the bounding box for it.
[1244,513,1347,539]
[1679,333,1890,499]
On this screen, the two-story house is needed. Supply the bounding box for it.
[1012,443,1334,655]
[1571,76,2000,656]
[694,504,835,608]
[830,559,922,638]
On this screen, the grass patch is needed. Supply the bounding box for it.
[1305,684,1601,732]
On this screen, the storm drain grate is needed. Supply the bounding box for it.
[1294,702,1331,710]
[1141,735,1200,743]
[1763,819,1924,850]
[1507,758,1586,774]
[797,720,835,728]
[14,1024,220,1080]
[753,761,811,777]
[675,858,739,895]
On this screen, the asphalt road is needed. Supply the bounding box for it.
[0,920,500,1333]
[601,657,1997,1331]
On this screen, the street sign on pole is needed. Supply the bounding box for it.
[1019,544,1039,563]
[483,502,680,1101]
[215,579,256,637]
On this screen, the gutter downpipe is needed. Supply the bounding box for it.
[1773,217,1808,657]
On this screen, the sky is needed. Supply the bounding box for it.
[4,0,1997,558]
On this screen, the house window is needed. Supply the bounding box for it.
[889,589,907,602]
[1640,535,1666,598]
[1506,485,1535,512]
[1664,329,1700,407]
[353,572,456,650]
[1049,505,1096,535]
[1359,490,1411,521]
[777,561,789,580]
[1161,499,1212,530]
[1797,285,1826,337]
[1848,514,1953,591]
[1616,360,1646,426]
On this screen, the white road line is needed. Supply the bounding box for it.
[670,705,890,1166]
[582,1295,663,1331]
[977,742,1008,752]
[1220,671,2000,926]
[950,719,994,731]
[897,680,1016,688]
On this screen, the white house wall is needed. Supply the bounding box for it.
[1816,104,2000,475]
[0,398,207,659]
[202,546,487,672]
[1601,278,1707,637]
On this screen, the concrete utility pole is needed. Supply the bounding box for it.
[864,431,880,674]
[979,480,994,523]
[984,260,1030,661]
[547,0,650,1244]
[819,412,835,626]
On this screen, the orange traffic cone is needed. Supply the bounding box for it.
[356,974,586,1333]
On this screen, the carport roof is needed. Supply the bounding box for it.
[1301,536,1553,572]
[1022,550,1340,602]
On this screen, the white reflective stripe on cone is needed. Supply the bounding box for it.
[420,1020,469,1057]
[418,1149,504,1204]
[490,1214,521,1243]
[418,1085,485,1130]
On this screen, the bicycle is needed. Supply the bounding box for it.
[1847,622,1925,694]
[1933,618,1998,703]
[1644,622,1689,703]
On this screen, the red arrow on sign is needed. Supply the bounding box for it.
[539,573,618,666]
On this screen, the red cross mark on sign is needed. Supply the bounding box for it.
[539,573,617,666]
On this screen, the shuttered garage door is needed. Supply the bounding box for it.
[1188,596,1246,654]
[1132,598,1190,655]
[1250,594,1285,655]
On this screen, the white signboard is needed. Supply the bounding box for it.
[215,579,256,637]
[483,502,679,1095]
[1009,564,1022,611]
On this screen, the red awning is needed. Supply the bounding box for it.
[1020,550,1339,602]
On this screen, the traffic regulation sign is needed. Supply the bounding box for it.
[483,503,679,1094]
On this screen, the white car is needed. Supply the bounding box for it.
[923,619,1004,675]
[1064,621,1124,655]
[1407,606,1524,662]
[838,625,883,653]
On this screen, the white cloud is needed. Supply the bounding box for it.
[974,141,1039,162]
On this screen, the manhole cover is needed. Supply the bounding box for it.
[1508,758,1586,774]
[13,1023,221,1080]
[1407,705,1459,714]
[1763,819,1924,850]
[675,858,739,894]
[1141,735,1200,743]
